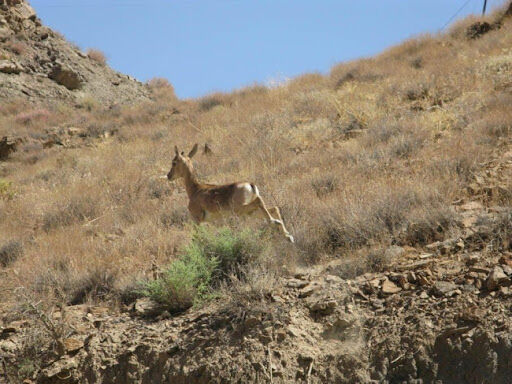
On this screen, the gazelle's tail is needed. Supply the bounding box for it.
[250,183,260,197]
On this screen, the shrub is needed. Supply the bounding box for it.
[33,259,118,305]
[147,77,176,99]
[139,226,266,313]
[0,178,15,200]
[198,94,225,111]
[0,240,23,267]
[311,174,338,198]
[68,268,118,305]
[86,48,107,66]
[42,196,99,232]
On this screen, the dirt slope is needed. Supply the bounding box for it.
[0,0,150,106]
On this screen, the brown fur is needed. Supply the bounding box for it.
[167,144,294,242]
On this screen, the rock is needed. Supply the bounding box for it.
[396,275,410,290]
[469,266,490,274]
[298,284,319,298]
[460,201,484,211]
[381,279,401,294]
[502,265,512,276]
[486,266,510,291]
[384,245,406,259]
[310,299,337,315]
[0,26,12,41]
[63,337,83,353]
[276,330,287,342]
[48,63,83,90]
[499,286,511,297]
[463,253,480,266]
[432,281,457,297]
[0,339,16,352]
[42,357,77,379]
[0,136,22,160]
[417,275,430,286]
[499,254,512,268]
[395,259,433,271]
[426,241,442,251]
[0,59,22,74]
[285,278,309,289]
[66,126,82,136]
[244,316,261,329]
[133,298,164,317]
[10,2,36,20]
[462,215,478,228]
[325,274,343,284]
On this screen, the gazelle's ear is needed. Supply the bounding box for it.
[188,143,199,158]
[174,145,179,155]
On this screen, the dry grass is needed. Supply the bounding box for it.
[86,48,107,66]
[1,10,512,312]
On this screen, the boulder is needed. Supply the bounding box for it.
[48,63,83,90]
[486,266,510,291]
[381,279,402,294]
[432,281,457,297]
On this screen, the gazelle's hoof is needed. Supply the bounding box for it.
[286,234,295,243]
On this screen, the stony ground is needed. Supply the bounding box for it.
[2,143,512,383]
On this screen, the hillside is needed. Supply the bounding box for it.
[1,2,512,383]
[0,0,149,106]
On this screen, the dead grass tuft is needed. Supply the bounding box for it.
[86,48,107,66]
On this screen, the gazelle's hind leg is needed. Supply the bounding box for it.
[253,197,294,243]
[268,206,294,243]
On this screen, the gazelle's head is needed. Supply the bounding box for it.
[167,143,198,181]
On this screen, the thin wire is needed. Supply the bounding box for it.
[441,0,474,30]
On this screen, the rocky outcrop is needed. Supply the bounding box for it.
[0,136,22,160]
[48,62,83,90]
[0,0,150,106]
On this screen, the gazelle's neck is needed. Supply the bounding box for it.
[183,164,200,198]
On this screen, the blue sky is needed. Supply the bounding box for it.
[30,0,507,99]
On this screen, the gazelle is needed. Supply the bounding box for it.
[167,144,294,243]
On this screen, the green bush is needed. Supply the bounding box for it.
[0,179,15,200]
[139,226,266,313]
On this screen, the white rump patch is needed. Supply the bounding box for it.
[241,183,258,205]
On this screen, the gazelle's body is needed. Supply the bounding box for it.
[167,144,294,242]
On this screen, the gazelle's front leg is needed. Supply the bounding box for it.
[188,202,205,224]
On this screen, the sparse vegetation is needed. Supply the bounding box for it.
[1,5,512,333]
[0,240,23,267]
[86,48,107,66]
[139,226,267,313]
